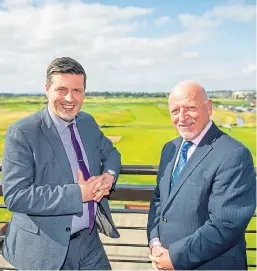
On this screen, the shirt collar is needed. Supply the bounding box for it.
[182,120,213,147]
[191,120,212,146]
[48,104,76,133]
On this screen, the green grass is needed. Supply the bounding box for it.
[212,98,253,107]
[0,97,256,183]
[0,96,256,266]
[1,97,255,164]
[246,217,256,268]
[221,127,256,164]
[83,102,171,126]
[212,109,256,127]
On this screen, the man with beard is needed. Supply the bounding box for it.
[148,81,256,270]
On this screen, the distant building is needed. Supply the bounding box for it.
[232,91,248,99]
[207,90,233,98]
[232,91,256,101]
[207,90,256,100]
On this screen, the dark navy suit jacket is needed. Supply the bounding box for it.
[147,123,256,270]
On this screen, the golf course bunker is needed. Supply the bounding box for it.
[107,136,121,143]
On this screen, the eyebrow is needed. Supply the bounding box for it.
[55,86,83,91]
[56,86,67,89]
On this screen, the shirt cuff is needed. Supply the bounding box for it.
[104,169,116,183]
[149,237,161,250]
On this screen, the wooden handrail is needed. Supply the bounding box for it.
[0,164,256,268]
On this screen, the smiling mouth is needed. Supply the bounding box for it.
[179,123,194,127]
[61,104,76,110]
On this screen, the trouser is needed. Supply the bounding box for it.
[61,226,111,270]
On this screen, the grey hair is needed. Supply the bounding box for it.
[46,57,87,89]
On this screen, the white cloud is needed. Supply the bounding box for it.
[208,4,256,22]
[182,52,199,58]
[0,0,255,93]
[2,0,33,9]
[178,13,221,30]
[243,63,256,74]
[154,16,170,25]
[179,3,255,31]
[121,57,154,67]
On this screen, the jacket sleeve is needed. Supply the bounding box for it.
[168,147,256,270]
[147,143,167,243]
[2,125,83,216]
[96,121,121,187]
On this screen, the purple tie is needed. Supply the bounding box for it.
[68,123,95,232]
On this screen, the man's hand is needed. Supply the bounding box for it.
[102,171,115,189]
[91,172,114,202]
[77,170,110,202]
[150,245,163,270]
[149,247,174,270]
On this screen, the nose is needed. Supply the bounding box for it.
[178,108,187,121]
[64,91,74,102]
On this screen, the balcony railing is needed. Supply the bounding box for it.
[0,164,256,269]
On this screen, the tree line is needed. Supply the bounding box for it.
[0,92,168,98]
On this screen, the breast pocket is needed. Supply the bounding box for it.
[182,181,201,203]
[186,175,203,186]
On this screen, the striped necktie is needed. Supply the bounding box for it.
[171,141,193,190]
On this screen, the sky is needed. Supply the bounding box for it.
[0,0,255,93]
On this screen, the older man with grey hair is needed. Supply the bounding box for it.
[148,80,256,270]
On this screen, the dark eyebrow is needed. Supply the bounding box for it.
[56,86,67,89]
[72,88,83,91]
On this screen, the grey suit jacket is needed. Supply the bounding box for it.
[2,106,121,270]
[147,123,256,270]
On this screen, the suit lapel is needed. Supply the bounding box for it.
[76,114,95,176]
[163,123,219,212]
[162,139,182,203]
[40,107,74,184]
[165,144,212,206]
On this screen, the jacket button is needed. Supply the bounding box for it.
[66,227,71,232]
[162,217,167,223]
